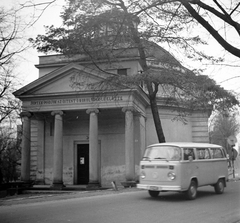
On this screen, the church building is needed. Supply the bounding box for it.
[14,45,210,189]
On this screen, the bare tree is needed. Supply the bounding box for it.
[30,1,240,61]
[31,0,239,142]
[209,110,239,158]
[0,5,39,184]
[0,6,30,125]
[180,0,240,58]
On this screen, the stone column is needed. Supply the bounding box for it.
[139,114,146,158]
[122,107,135,187]
[86,108,100,188]
[20,112,32,183]
[36,119,45,185]
[51,110,64,189]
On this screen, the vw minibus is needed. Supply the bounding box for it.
[137,142,228,200]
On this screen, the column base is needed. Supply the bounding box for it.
[87,182,100,190]
[34,180,45,185]
[50,183,65,190]
[19,179,34,188]
[121,181,136,188]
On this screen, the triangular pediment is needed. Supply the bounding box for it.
[14,63,114,96]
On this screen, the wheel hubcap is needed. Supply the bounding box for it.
[190,186,196,196]
[219,182,223,191]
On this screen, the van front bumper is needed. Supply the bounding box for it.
[137,184,182,191]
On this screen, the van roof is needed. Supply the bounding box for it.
[148,142,222,148]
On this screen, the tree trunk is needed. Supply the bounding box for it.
[136,49,166,143]
[147,83,166,143]
[123,10,166,143]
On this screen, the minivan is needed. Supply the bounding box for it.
[137,142,228,200]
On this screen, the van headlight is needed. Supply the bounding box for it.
[168,171,176,180]
[141,171,146,179]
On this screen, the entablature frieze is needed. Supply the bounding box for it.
[21,91,147,115]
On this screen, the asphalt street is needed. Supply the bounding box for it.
[0,181,240,223]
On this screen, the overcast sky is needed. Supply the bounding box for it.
[1,0,240,96]
[1,0,64,85]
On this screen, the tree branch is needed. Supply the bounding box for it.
[181,1,240,58]
[189,0,240,36]
[230,3,240,16]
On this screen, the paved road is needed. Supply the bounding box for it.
[0,181,239,223]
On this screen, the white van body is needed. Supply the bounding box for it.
[137,142,228,200]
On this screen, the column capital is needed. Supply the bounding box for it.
[51,110,64,116]
[86,108,99,115]
[122,106,135,113]
[135,111,147,119]
[20,112,32,118]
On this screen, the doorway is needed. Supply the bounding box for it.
[77,144,89,185]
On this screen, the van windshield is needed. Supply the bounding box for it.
[143,146,181,161]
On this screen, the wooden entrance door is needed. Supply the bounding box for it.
[77,144,89,184]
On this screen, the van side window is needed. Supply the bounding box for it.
[183,148,195,160]
[210,148,224,159]
[196,148,210,159]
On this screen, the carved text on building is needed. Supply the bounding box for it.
[31,96,123,106]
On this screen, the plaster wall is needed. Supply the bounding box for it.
[145,107,192,146]
[39,66,62,78]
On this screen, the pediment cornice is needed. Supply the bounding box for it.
[13,63,113,97]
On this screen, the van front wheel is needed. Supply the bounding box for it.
[148,190,160,197]
[214,179,225,194]
[185,180,197,200]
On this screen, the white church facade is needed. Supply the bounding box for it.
[14,46,210,188]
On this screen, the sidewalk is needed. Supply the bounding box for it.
[0,185,138,206]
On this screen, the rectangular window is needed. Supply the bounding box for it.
[183,148,195,160]
[196,148,210,159]
[117,68,128,75]
[210,148,224,159]
[143,146,181,161]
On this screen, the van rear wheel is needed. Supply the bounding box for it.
[214,179,225,194]
[148,190,160,197]
[185,180,197,200]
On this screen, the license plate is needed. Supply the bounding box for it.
[149,186,159,191]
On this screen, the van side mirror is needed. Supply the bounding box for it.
[188,156,193,162]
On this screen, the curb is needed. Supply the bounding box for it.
[228,177,240,182]
[0,187,138,204]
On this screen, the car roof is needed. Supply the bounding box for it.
[148,142,222,148]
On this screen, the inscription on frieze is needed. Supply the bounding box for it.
[30,95,123,106]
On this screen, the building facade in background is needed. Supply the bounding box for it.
[14,45,210,188]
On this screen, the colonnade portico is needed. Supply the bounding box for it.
[20,105,143,188]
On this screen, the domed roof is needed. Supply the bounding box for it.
[143,41,182,67]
